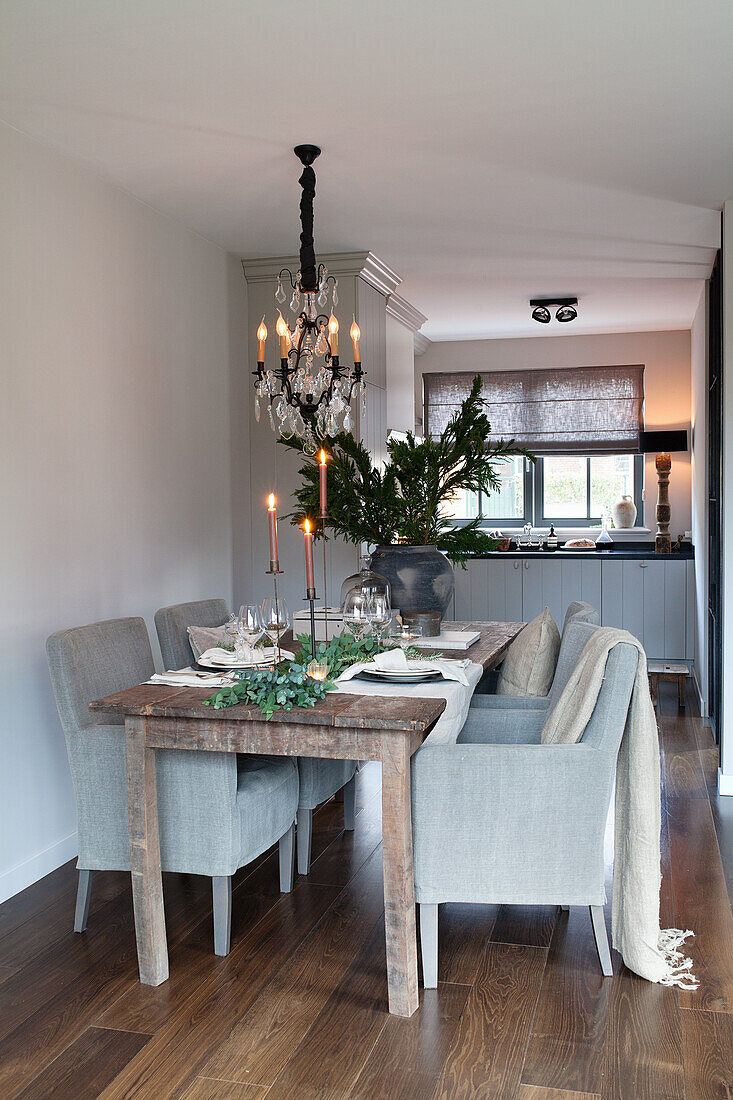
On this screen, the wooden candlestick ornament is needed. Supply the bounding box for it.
[654,452,672,554]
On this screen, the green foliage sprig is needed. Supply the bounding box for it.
[203,663,335,718]
[280,376,534,563]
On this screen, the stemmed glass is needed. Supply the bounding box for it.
[367,593,392,649]
[389,619,423,651]
[341,591,373,640]
[261,597,289,663]
[236,604,264,663]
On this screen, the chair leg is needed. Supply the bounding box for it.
[343,774,357,831]
[279,823,295,892]
[74,869,93,933]
[420,903,439,988]
[212,876,232,957]
[297,808,313,875]
[590,905,613,976]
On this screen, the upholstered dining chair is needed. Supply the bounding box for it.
[154,599,359,875]
[412,632,639,984]
[472,601,600,709]
[46,616,299,956]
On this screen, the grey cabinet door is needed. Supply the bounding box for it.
[453,560,523,621]
[522,558,601,627]
[601,559,687,660]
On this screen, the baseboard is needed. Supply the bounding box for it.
[692,668,708,718]
[0,831,78,905]
[718,769,733,797]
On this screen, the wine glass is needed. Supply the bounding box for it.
[389,619,423,651]
[367,593,392,648]
[236,604,264,662]
[261,597,289,660]
[341,591,372,640]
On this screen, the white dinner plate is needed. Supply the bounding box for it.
[196,653,274,670]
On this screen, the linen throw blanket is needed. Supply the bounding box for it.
[542,626,697,988]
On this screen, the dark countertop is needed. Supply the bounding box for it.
[468,542,693,561]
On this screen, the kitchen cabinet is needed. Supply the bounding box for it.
[453,555,694,663]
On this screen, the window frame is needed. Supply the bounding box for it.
[448,454,644,528]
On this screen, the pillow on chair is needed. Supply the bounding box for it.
[187,624,231,660]
[496,607,560,696]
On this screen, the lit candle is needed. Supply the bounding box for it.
[267,493,279,564]
[328,313,339,356]
[304,517,315,590]
[276,311,289,358]
[257,317,267,362]
[319,449,328,517]
[350,316,361,362]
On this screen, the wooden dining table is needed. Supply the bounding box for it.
[90,619,524,1017]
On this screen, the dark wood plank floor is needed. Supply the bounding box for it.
[2,686,732,1099]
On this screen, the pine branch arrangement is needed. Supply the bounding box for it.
[280,376,534,563]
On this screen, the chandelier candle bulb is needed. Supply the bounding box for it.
[319,450,328,517]
[350,317,361,362]
[267,493,279,566]
[304,518,315,591]
[257,317,267,362]
[328,313,339,356]
[276,311,289,358]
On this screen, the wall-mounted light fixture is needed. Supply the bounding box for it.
[530,297,578,324]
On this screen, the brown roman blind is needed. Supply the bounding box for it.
[423,365,644,455]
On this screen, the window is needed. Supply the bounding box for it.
[448,454,642,528]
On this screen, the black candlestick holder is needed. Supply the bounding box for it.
[265,559,284,664]
[305,585,318,658]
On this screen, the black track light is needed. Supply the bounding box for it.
[531,305,552,324]
[529,297,578,324]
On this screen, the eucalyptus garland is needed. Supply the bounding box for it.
[203,631,437,717]
[203,662,335,718]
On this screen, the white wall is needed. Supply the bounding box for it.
[721,198,733,793]
[416,329,693,532]
[0,124,239,901]
[386,315,416,434]
[690,286,708,713]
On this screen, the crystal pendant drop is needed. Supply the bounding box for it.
[343,407,352,432]
[317,286,327,308]
[267,404,275,431]
[290,289,300,314]
[254,395,260,422]
[332,280,338,307]
[275,277,286,304]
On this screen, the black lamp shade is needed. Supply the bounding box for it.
[638,429,688,454]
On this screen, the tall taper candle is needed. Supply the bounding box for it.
[319,449,328,517]
[304,518,315,590]
[350,316,361,362]
[257,316,267,362]
[267,493,279,564]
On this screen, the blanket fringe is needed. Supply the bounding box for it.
[657,928,699,988]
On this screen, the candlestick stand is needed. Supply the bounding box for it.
[306,585,318,658]
[320,515,329,644]
[265,559,284,664]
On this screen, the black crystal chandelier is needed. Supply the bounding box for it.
[253,145,365,452]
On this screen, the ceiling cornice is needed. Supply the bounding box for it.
[386,293,428,333]
[414,331,432,356]
[241,251,401,297]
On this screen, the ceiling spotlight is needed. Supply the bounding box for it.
[529,297,579,324]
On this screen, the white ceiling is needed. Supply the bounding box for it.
[1,0,730,340]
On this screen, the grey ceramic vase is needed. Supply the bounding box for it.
[369,545,455,616]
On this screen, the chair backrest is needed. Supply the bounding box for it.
[576,640,639,754]
[562,600,600,634]
[155,598,230,670]
[547,620,600,710]
[46,617,154,732]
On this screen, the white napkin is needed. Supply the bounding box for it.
[337,646,471,687]
[198,646,295,667]
[148,668,235,688]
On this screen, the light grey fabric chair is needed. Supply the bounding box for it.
[412,636,639,984]
[47,616,299,956]
[471,601,601,709]
[154,600,358,875]
[155,598,231,669]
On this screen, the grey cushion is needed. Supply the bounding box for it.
[47,618,299,878]
[562,600,600,633]
[412,643,637,907]
[155,599,230,670]
[546,621,602,710]
[496,607,560,696]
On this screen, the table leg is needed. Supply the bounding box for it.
[125,715,168,985]
[380,732,419,1017]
